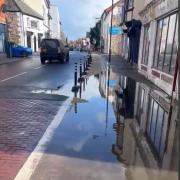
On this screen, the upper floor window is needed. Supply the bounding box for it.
[128,0,133,8]
[142,25,150,65]
[153,13,178,74]
[31,20,38,29]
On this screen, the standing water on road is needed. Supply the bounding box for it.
[28,61,177,180]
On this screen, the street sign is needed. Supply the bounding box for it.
[109,26,122,35]
[107,79,116,88]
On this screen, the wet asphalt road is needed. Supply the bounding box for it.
[0,51,88,89]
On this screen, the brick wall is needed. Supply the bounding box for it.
[6,12,20,44]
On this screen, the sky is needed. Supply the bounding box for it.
[51,0,114,40]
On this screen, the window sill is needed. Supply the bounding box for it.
[151,68,173,84]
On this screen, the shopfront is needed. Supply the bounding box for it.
[0,24,5,53]
[0,0,6,54]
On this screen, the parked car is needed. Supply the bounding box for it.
[40,38,69,64]
[10,42,32,57]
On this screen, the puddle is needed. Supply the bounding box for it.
[31,64,177,179]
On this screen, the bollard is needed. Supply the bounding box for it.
[83,79,85,91]
[79,63,82,77]
[74,91,78,114]
[84,61,86,72]
[79,82,82,99]
[86,60,89,71]
[71,63,79,92]
[74,71,77,86]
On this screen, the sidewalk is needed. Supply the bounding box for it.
[98,53,159,91]
[0,54,38,65]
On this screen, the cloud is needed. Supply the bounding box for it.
[51,0,116,40]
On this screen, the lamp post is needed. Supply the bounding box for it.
[108,0,114,63]
[105,0,114,136]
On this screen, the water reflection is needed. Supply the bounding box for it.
[31,61,177,179]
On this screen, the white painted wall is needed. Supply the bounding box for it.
[49,5,61,39]
[19,14,44,52]
[22,0,50,38]
[101,5,120,54]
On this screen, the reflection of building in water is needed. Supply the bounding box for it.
[110,74,177,179]
[113,75,136,119]
[112,75,138,165]
[99,64,177,175]
[134,82,178,171]
[99,66,118,103]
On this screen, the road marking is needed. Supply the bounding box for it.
[1,72,28,82]
[34,66,44,70]
[14,98,71,180]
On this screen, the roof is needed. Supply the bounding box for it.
[101,1,120,19]
[14,0,43,20]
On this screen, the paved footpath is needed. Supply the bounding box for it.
[0,98,63,180]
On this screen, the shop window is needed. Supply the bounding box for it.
[0,33,5,53]
[153,13,178,75]
[136,86,145,124]
[146,97,168,160]
[142,25,150,65]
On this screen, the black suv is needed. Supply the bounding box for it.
[40,39,69,64]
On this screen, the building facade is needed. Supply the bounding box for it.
[49,5,61,39]
[120,0,144,64]
[100,0,178,176]
[135,0,178,170]
[22,0,50,37]
[5,0,50,53]
[101,1,122,55]
[0,0,6,55]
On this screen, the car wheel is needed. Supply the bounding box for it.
[66,54,69,62]
[59,55,65,64]
[41,58,45,64]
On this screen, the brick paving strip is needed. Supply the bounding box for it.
[0,98,69,180]
[14,99,71,180]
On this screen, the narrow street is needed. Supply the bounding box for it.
[0,0,179,179]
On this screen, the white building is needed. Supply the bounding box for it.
[6,0,50,52]
[49,5,61,39]
[100,1,122,55]
[22,0,50,38]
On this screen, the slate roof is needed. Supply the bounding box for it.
[5,0,43,20]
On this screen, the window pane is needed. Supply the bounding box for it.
[170,17,178,74]
[158,17,169,70]
[154,107,164,152]
[144,27,150,64]
[147,98,153,134]
[160,112,168,159]
[142,26,150,65]
[150,101,158,142]
[154,20,163,68]
[163,14,177,73]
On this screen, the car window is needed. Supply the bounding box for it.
[44,40,58,48]
[59,41,64,49]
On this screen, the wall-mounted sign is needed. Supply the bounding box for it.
[109,26,122,35]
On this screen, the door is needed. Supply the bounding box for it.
[34,36,37,52]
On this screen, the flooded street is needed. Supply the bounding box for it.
[16,55,176,180]
[0,0,178,179]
